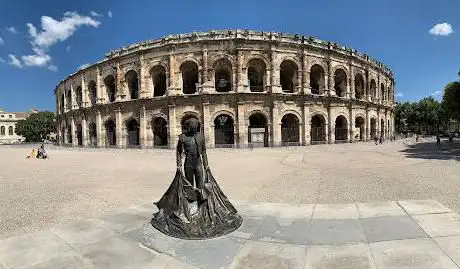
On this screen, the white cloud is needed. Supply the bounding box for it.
[0,36,3,45]
[0,57,6,63]
[8,54,23,68]
[48,64,58,71]
[27,11,101,49]
[21,52,52,67]
[6,27,18,34]
[90,11,102,17]
[78,63,90,70]
[108,11,113,18]
[66,45,71,52]
[396,92,404,98]
[429,23,453,36]
[431,90,443,96]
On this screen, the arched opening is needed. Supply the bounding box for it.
[152,117,168,147]
[355,117,365,141]
[335,115,348,143]
[387,119,390,138]
[181,61,199,94]
[151,65,167,97]
[214,114,235,147]
[126,118,140,146]
[0,126,5,136]
[354,74,365,100]
[60,127,65,144]
[76,123,83,146]
[181,114,201,133]
[104,75,116,103]
[8,126,13,136]
[370,79,377,101]
[66,90,71,109]
[334,69,347,97]
[88,81,97,105]
[67,125,72,144]
[370,118,377,139]
[126,70,139,100]
[89,123,97,146]
[76,86,83,107]
[380,83,385,102]
[248,113,268,147]
[60,94,65,113]
[214,58,232,92]
[247,59,266,92]
[311,114,327,144]
[310,64,325,95]
[281,114,300,146]
[105,120,116,146]
[280,60,298,93]
[380,119,385,138]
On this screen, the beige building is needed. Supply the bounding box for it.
[55,30,396,149]
[0,109,36,144]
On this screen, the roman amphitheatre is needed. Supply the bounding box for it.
[55,29,395,148]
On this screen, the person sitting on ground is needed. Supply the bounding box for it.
[36,144,48,159]
[26,148,36,159]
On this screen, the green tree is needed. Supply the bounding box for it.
[395,97,446,134]
[15,111,56,142]
[443,81,460,120]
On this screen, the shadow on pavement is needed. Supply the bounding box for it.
[400,140,460,161]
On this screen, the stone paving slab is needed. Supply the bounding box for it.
[1,200,460,268]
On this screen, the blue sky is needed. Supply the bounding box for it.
[0,0,459,112]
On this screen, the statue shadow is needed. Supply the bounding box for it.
[400,140,460,161]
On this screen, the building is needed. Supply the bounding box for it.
[0,109,37,144]
[55,30,396,149]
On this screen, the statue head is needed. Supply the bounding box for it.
[183,117,200,135]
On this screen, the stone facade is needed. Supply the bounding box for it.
[0,109,36,144]
[55,30,396,149]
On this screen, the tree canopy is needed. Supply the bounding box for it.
[443,81,460,121]
[395,97,447,134]
[15,111,56,142]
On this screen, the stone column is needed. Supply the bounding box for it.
[167,48,177,96]
[349,106,354,142]
[272,102,281,146]
[377,109,381,138]
[365,108,370,141]
[139,55,146,98]
[202,102,212,148]
[146,122,153,148]
[270,47,281,93]
[303,103,311,145]
[236,50,246,93]
[96,110,102,147]
[71,117,77,147]
[96,67,103,104]
[116,62,125,101]
[302,51,309,95]
[349,65,355,99]
[167,104,176,149]
[232,67,237,92]
[237,102,247,147]
[64,125,68,144]
[81,115,88,146]
[140,105,147,148]
[328,105,334,144]
[201,46,214,94]
[81,75,88,107]
[327,60,335,96]
[70,83,77,110]
[115,107,123,148]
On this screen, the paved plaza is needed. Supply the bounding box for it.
[0,138,459,268]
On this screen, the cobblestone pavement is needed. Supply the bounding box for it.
[1,199,460,268]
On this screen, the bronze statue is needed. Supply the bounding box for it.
[151,117,242,239]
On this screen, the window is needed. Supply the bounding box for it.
[0,126,5,135]
[9,115,12,118]
[1,115,4,118]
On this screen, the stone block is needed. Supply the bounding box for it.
[308,219,367,245]
[398,200,453,215]
[228,241,306,269]
[0,230,73,269]
[370,238,459,269]
[305,243,377,269]
[98,205,154,233]
[433,235,460,266]
[357,201,405,218]
[234,201,314,219]
[24,252,94,269]
[228,217,264,239]
[251,216,310,245]
[312,203,359,220]
[361,216,428,242]
[50,218,115,248]
[413,213,460,237]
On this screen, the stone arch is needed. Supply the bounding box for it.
[150,65,167,97]
[177,57,201,68]
[126,117,140,146]
[214,113,235,147]
[180,61,199,94]
[335,115,348,143]
[104,118,116,146]
[334,68,347,97]
[88,122,97,146]
[152,117,168,147]
[248,111,269,147]
[370,79,377,101]
[331,64,349,76]
[247,109,270,125]
[281,113,300,145]
[243,54,270,69]
[370,117,377,139]
[75,86,83,107]
[279,110,302,123]
[307,60,328,74]
[0,126,5,136]
[280,60,299,93]
[104,75,116,103]
[213,58,233,92]
[355,115,366,141]
[125,70,139,100]
[211,110,237,124]
[209,54,236,69]
[181,112,201,133]
[380,83,386,101]
[354,73,365,100]
[310,114,327,144]
[310,64,326,95]
[277,56,301,71]
[8,126,13,136]
[247,58,267,92]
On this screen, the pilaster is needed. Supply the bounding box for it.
[81,75,88,107]
[140,105,147,148]
[349,105,354,142]
[365,108,370,141]
[96,110,102,146]
[202,102,211,148]
[81,115,88,146]
[115,107,122,148]
[71,117,77,147]
[236,101,247,147]
[327,105,334,143]
[304,103,311,145]
[167,104,176,149]
[70,83,77,110]
[116,62,125,101]
[272,101,281,146]
[270,46,281,93]
[96,67,103,104]
[236,50,246,93]
[327,59,335,96]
